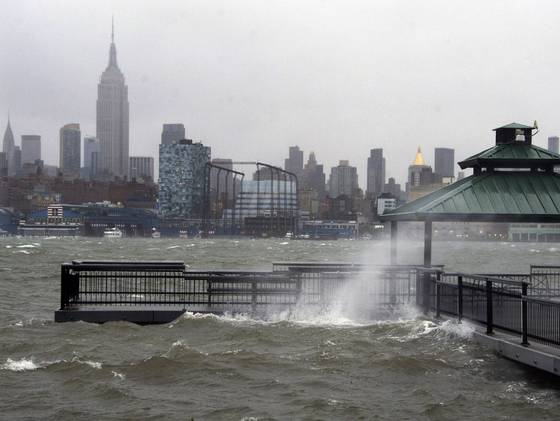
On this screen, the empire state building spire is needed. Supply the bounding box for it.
[108,16,118,69]
[96,18,129,179]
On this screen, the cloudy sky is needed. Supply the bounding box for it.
[1,0,560,184]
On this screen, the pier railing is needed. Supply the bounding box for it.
[426,271,560,349]
[60,261,435,312]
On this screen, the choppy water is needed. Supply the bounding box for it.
[1,237,560,420]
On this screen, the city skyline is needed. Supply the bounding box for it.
[4,1,560,183]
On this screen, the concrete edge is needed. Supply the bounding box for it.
[472,331,560,376]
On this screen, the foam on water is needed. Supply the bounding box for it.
[1,358,40,372]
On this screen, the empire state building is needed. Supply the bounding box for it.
[96,23,129,179]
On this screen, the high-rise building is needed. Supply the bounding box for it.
[408,147,433,187]
[434,147,455,178]
[59,123,81,178]
[0,152,7,176]
[161,124,186,145]
[383,177,402,201]
[96,22,129,179]
[2,118,15,176]
[21,135,41,164]
[284,146,304,177]
[12,146,21,176]
[366,148,385,198]
[158,139,210,218]
[84,136,100,177]
[328,160,359,198]
[548,136,559,154]
[129,156,154,181]
[302,151,326,196]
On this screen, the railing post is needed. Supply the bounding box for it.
[486,280,493,335]
[457,275,463,323]
[207,280,212,307]
[423,270,431,315]
[435,272,441,318]
[251,281,257,313]
[522,282,529,346]
[61,264,69,309]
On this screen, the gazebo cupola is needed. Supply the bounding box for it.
[380,122,560,267]
[459,122,560,175]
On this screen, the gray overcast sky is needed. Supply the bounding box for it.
[2,0,560,184]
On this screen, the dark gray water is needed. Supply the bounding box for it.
[1,237,560,420]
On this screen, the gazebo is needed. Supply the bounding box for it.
[380,123,560,266]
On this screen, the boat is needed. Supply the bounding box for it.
[103,227,123,238]
[151,228,161,238]
[179,230,188,239]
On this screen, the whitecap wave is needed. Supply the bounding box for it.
[1,358,40,372]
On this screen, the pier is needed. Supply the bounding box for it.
[55,260,560,375]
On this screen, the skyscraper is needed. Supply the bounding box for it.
[21,135,41,164]
[159,139,211,218]
[161,124,186,145]
[548,136,559,154]
[59,124,81,178]
[84,136,100,177]
[366,148,385,198]
[2,118,15,176]
[328,160,359,198]
[434,147,455,179]
[301,151,326,196]
[96,21,129,179]
[284,146,304,177]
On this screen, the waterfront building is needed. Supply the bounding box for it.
[210,158,235,202]
[158,139,210,218]
[222,179,298,235]
[434,147,455,179]
[161,124,185,145]
[301,152,326,196]
[129,156,154,181]
[376,193,397,216]
[284,146,304,177]
[96,22,129,179]
[21,135,41,164]
[2,119,16,176]
[366,148,385,198]
[59,124,81,179]
[328,160,359,198]
[84,137,100,178]
[548,136,559,154]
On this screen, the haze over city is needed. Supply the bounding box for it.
[2,0,560,182]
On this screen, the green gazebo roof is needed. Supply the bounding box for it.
[380,171,560,222]
[459,142,560,169]
[493,122,534,130]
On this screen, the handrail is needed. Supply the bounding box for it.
[441,272,528,286]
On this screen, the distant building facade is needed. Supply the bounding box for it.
[84,137,100,178]
[301,151,326,196]
[284,146,304,177]
[129,156,154,181]
[328,160,359,198]
[96,25,129,179]
[434,147,455,179]
[158,139,210,218]
[2,119,16,176]
[59,123,81,178]
[21,135,41,164]
[366,148,385,198]
[161,124,186,145]
[548,136,559,154]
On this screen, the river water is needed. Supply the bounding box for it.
[1,237,560,420]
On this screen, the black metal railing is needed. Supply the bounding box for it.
[426,270,560,349]
[60,260,430,312]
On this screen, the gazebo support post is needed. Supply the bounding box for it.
[390,221,398,265]
[424,220,432,267]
